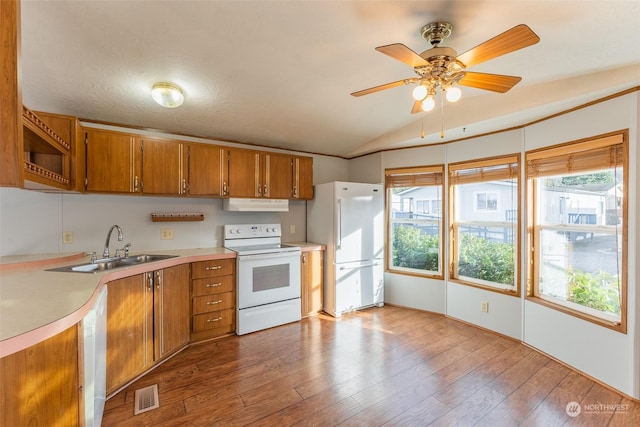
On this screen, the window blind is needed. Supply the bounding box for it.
[385,165,444,188]
[449,155,519,185]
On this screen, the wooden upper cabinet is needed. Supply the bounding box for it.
[85,129,140,193]
[186,143,227,196]
[227,148,304,199]
[227,148,260,197]
[35,111,85,192]
[0,0,23,188]
[140,138,183,195]
[294,155,314,199]
[264,152,294,199]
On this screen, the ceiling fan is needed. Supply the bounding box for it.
[351,22,540,115]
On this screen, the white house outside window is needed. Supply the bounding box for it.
[526,132,627,332]
[449,156,520,293]
[386,165,444,278]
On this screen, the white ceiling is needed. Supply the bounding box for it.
[20,1,640,158]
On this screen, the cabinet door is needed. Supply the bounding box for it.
[264,153,293,199]
[141,138,183,195]
[187,143,226,196]
[301,250,323,316]
[294,156,314,199]
[106,273,153,393]
[0,325,80,427]
[154,264,190,359]
[85,129,140,193]
[227,148,259,197]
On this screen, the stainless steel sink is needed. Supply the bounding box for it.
[47,254,178,273]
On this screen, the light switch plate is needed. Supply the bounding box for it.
[63,231,73,244]
[161,228,174,240]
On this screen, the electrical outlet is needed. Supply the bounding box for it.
[161,228,174,240]
[480,301,489,313]
[62,231,73,244]
[290,225,296,234]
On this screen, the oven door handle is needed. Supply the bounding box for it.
[238,251,300,261]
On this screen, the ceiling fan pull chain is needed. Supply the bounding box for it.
[421,116,425,139]
[440,91,445,139]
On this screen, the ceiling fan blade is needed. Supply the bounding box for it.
[458,72,522,93]
[410,100,423,114]
[375,43,428,68]
[456,24,540,68]
[351,78,417,97]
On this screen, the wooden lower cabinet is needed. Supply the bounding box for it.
[106,264,190,394]
[154,263,191,359]
[190,258,236,341]
[106,273,153,394]
[0,325,81,426]
[301,249,324,317]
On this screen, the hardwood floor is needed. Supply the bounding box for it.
[102,306,639,426]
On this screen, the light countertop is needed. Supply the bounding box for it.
[0,247,235,357]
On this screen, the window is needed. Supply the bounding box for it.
[449,156,519,293]
[527,133,627,331]
[475,192,499,211]
[386,165,444,278]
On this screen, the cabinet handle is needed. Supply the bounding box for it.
[223,181,228,196]
[205,265,222,271]
[206,300,223,305]
[182,179,187,195]
[207,317,223,323]
[206,282,222,288]
[134,176,139,192]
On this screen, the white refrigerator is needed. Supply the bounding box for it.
[307,181,384,317]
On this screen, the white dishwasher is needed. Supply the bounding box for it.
[83,286,108,427]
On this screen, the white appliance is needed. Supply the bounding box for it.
[83,286,108,427]
[307,181,385,317]
[224,224,301,335]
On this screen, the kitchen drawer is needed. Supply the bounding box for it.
[191,259,235,279]
[192,308,234,332]
[192,275,235,297]
[192,291,234,315]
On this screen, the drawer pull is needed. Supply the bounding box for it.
[205,265,222,271]
[207,317,223,323]
[206,300,223,305]
[205,282,222,288]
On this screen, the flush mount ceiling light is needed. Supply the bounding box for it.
[151,82,184,108]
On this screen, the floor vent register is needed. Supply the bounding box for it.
[134,384,160,415]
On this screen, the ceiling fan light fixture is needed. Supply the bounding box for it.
[421,96,435,112]
[152,82,184,108]
[412,84,428,101]
[445,86,462,102]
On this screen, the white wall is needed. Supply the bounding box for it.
[0,150,348,256]
[351,92,638,398]
[522,93,638,397]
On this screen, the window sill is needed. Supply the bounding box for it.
[526,296,626,334]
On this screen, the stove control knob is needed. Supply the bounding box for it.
[237,229,242,234]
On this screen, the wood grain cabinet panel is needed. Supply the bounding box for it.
[186,143,228,196]
[301,249,324,317]
[106,273,153,394]
[140,138,183,195]
[154,264,190,360]
[191,258,236,341]
[0,325,80,427]
[85,129,140,193]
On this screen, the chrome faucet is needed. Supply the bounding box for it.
[103,225,124,258]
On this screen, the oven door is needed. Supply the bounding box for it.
[237,251,301,309]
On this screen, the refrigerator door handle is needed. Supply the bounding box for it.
[336,198,342,250]
[338,262,380,270]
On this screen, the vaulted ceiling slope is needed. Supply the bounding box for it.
[20,1,640,158]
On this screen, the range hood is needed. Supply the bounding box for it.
[222,198,289,212]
